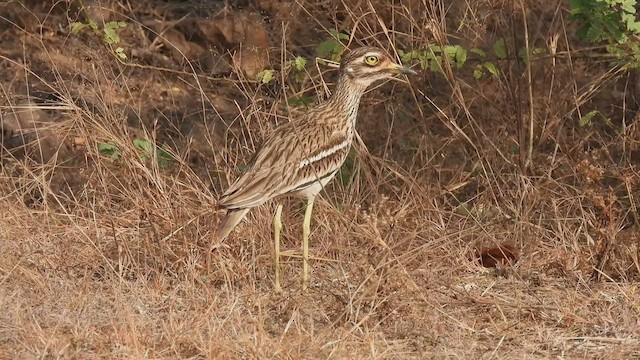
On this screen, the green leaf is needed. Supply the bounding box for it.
[400,50,416,63]
[317,39,338,58]
[329,28,350,41]
[134,139,154,161]
[103,21,127,44]
[316,39,344,61]
[133,139,173,167]
[429,56,443,73]
[444,45,458,59]
[293,56,307,71]
[473,68,483,79]
[98,142,119,159]
[455,46,467,66]
[71,22,88,34]
[470,48,486,57]
[133,139,152,152]
[482,62,499,77]
[256,69,275,84]
[320,29,348,60]
[88,18,98,32]
[606,44,626,57]
[586,24,605,42]
[493,38,507,60]
[156,147,173,168]
[620,0,636,13]
[110,21,127,29]
[115,47,127,59]
[418,53,429,70]
[579,110,599,127]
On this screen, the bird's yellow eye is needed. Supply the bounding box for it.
[364,55,380,66]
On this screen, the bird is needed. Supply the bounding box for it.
[212,46,416,291]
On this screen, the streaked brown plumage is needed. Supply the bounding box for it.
[213,46,416,290]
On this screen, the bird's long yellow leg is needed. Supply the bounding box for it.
[302,199,314,290]
[273,204,283,292]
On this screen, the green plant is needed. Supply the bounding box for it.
[492,38,508,60]
[98,139,173,167]
[570,0,640,66]
[570,0,640,44]
[256,55,307,85]
[253,30,347,88]
[133,139,173,167]
[97,142,119,159]
[317,29,349,62]
[399,43,501,79]
[71,19,127,59]
[578,109,612,127]
[70,0,128,62]
[471,46,500,79]
[288,56,307,83]
[255,69,275,84]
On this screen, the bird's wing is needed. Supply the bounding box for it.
[219,120,351,209]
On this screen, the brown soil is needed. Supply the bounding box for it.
[1,0,639,358]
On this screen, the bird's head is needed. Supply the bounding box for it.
[339,46,417,86]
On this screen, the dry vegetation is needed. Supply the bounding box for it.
[1,0,639,358]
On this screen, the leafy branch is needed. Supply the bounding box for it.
[570,0,640,67]
[69,0,128,60]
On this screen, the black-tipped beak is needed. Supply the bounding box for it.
[388,62,417,75]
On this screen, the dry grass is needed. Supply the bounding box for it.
[1,0,639,358]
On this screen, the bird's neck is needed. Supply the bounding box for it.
[326,75,368,134]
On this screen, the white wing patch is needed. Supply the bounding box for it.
[299,138,350,169]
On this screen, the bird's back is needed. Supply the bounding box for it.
[219,103,353,210]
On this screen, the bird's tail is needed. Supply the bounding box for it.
[211,208,251,249]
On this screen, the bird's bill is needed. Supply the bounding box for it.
[388,62,417,75]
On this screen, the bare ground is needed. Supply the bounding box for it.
[0,0,639,359]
